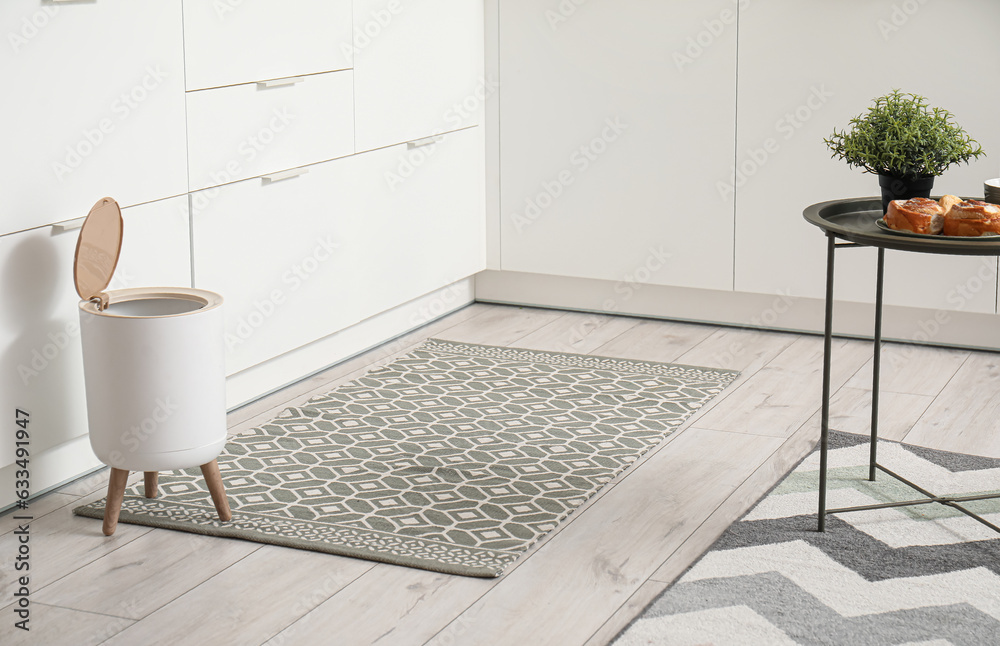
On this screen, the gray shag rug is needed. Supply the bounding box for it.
[76,339,738,578]
[613,430,1000,645]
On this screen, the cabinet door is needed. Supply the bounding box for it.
[734,0,1000,314]
[192,127,485,374]
[186,70,355,191]
[498,1,737,292]
[0,196,191,505]
[353,0,485,151]
[182,0,352,90]
[0,1,187,235]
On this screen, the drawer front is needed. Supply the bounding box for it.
[192,127,485,374]
[183,0,352,90]
[186,71,354,192]
[0,196,191,470]
[0,0,187,235]
[347,127,486,316]
[353,0,485,151]
[191,159,361,374]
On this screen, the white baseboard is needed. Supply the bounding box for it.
[475,270,1000,352]
[225,278,476,408]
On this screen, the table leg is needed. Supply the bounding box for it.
[103,468,130,536]
[870,247,885,481]
[818,233,836,532]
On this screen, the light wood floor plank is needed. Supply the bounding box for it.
[693,336,873,438]
[263,564,493,646]
[902,351,1000,457]
[0,492,151,602]
[590,318,717,364]
[805,386,934,443]
[674,326,797,374]
[423,428,785,646]
[0,602,133,646]
[432,304,567,346]
[845,341,969,397]
[101,546,374,646]
[0,492,75,536]
[32,530,260,619]
[513,310,641,355]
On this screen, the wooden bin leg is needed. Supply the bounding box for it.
[144,471,158,499]
[103,468,130,536]
[200,459,232,522]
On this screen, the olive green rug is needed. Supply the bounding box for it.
[76,339,739,577]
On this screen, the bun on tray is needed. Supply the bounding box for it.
[884,197,944,235]
[942,198,1000,236]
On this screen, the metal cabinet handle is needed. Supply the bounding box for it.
[408,135,442,149]
[52,217,87,233]
[262,168,309,184]
[257,76,304,89]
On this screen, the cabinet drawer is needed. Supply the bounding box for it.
[0,196,191,470]
[0,0,187,235]
[354,0,485,151]
[191,159,361,374]
[182,0,352,90]
[186,71,354,192]
[192,127,485,374]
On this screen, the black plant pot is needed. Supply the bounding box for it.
[878,173,935,214]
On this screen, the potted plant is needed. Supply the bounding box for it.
[825,89,985,213]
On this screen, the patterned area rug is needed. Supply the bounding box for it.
[613,430,1000,645]
[75,339,738,578]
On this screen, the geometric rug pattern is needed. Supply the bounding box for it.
[75,339,739,578]
[613,430,1000,645]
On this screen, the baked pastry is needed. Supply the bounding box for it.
[942,199,1000,236]
[884,197,944,234]
[939,194,962,217]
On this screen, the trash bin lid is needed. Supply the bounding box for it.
[74,197,123,306]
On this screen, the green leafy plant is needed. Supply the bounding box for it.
[825,90,984,180]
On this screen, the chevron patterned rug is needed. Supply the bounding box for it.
[613,430,1000,645]
[75,339,738,578]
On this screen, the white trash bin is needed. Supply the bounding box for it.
[74,197,231,535]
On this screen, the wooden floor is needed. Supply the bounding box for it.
[3,303,1000,645]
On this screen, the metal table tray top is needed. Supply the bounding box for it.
[803,197,1000,255]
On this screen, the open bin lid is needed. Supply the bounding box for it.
[74,197,123,309]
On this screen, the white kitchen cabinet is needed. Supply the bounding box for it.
[353,0,485,152]
[0,0,187,236]
[182,0,352,91]
[0,196,191,506]
[497,0,737,292]
[186,70,355,191]
[192,126,485,375]
[347,126,486,318]
[734,0,1000,314]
